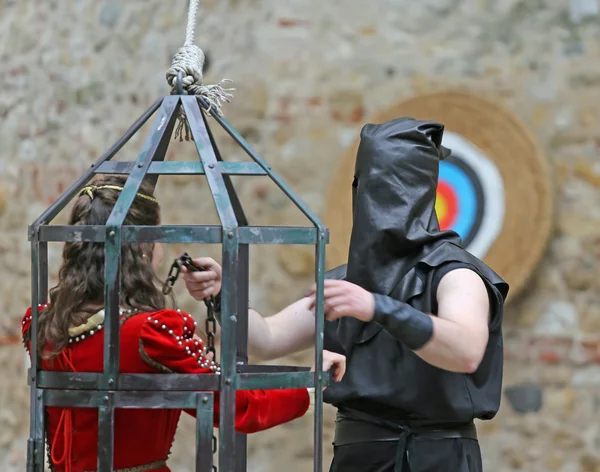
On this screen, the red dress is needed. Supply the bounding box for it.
[22,306,309,472]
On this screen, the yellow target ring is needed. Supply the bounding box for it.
[435,196,448,223]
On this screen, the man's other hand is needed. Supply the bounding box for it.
[307,280,375,323]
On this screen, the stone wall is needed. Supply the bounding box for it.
[1,0,600,470]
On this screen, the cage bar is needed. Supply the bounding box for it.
[37,225,323,245]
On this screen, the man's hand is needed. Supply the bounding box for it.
[311,349,346,382]
[306,280,375,322]
[181,257,222,301]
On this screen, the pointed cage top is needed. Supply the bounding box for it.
[29,95,328,247]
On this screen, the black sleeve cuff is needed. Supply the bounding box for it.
[372,294,433,350]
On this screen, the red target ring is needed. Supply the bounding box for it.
[436,180,458,230]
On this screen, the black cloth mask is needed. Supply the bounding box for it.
[347,117,456,295]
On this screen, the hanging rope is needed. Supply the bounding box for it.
[166,0,235,141]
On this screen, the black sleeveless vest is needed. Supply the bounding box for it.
[322,117,509,422]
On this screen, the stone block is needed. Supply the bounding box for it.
[504,384,543,414]
[574,159,600,187]
[0,187,6,215]
[572,366,600,386]
[543,451,565,471]
[328,90,365,124]
[563,257,597,291]
[98,2,120,29]
[539,365,576,386]
[544,388,577,420]
[529,262,567,295]
[533,300,579,337]
[580,453,600,472]
[553,426,586,449]
[570,0,600,24]
[577,298,600,334]
[557,211,600,238]
[511,296,548,328]
[277,246,314,278]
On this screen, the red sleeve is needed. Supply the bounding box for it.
[140,310,309,434]
[23,304,56,358]
[22,307,34,354]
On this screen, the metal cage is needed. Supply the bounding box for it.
[27,92,328,472]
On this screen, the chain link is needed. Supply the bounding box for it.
[205,298,217,359]
[212,434,218,472]
[163,252,218,472]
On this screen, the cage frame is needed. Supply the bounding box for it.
[26,93,328,472]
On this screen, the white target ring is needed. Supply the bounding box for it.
[438,131,506,259]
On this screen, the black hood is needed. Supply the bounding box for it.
[336,117,509,351]
[346,117,459,296]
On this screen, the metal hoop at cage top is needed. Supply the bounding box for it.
[174,71,187,96]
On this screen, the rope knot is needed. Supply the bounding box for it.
[166,44,205,92]
[166,0,235,141]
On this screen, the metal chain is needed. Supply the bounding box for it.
[163,253,218,471]
[205,295,218,472]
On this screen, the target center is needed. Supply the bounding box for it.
[435,196,448,222]
[436,180,458,230]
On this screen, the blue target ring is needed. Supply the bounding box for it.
[438,161,479,241]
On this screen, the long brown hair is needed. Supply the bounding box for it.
[38,175,165,357]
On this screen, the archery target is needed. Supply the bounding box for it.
[325,91,554,301]
[436,131,505,259]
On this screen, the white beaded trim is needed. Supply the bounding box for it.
[148,308,220,374]
[22,305,129,346]
[21,304,52,353]
[21,303,50,326]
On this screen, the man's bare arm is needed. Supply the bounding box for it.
[247,298,316,360]
[182,257,316,360]
[308,269,492,374]
[413,268,491,373]
[194,298,316,361]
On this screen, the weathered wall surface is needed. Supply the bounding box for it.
[1,0,600,470]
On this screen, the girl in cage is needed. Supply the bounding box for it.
[21,175,346,472]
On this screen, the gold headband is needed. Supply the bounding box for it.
[79,185,159,204]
